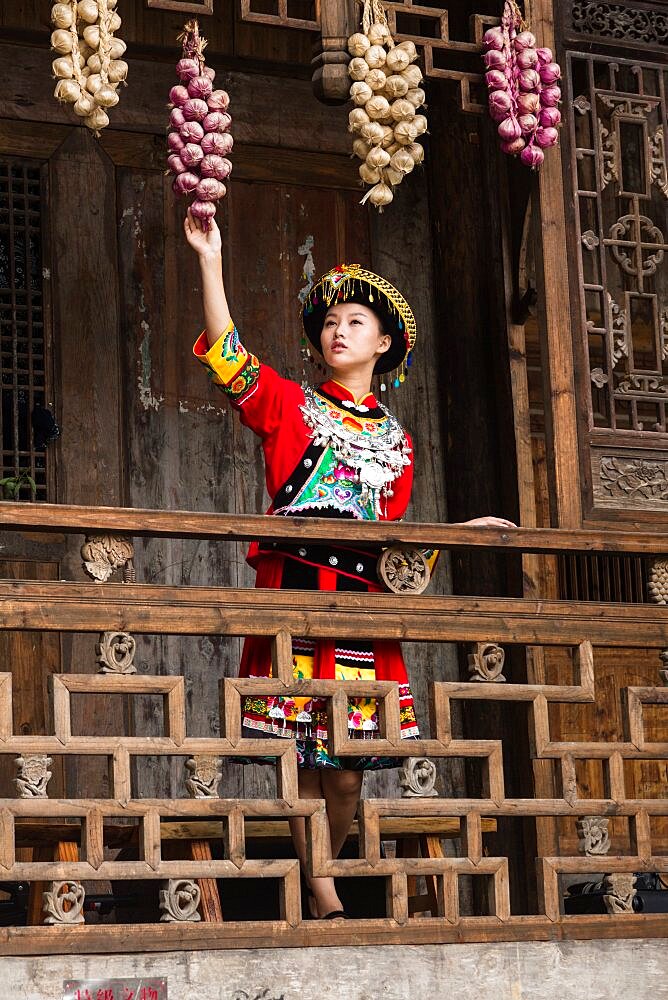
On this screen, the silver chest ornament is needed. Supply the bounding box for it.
[299,386,411,515]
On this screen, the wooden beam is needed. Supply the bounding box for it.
[0,580,667,645]
[0,913,666,956]
[1,502,668,553]
[0,47,351,156]
[0,120,360,189]
[13,816,497,846]
[5,797,665,819]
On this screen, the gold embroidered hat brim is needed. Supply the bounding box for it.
[301,263,417,376]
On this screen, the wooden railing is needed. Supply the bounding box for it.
[0,503,667,955]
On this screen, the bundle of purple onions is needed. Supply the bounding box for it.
[483,1,561,169]
[166,19,232,229]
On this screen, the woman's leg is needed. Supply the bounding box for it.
[320,770,364,859]
[288,769,344,918]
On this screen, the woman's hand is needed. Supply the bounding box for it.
[184,209,222,259]
[462,516,517,529]
[184,208,231,344]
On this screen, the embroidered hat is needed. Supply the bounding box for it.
[301,263,416,384]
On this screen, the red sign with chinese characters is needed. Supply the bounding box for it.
[63,980,167,1000]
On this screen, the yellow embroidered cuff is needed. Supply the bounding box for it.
[193,321,260,402]
[193,320,248,387]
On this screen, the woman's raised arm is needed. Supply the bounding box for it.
[184,209,231,347]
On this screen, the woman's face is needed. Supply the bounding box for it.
[319,302,391,374]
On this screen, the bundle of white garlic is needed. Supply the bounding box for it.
[347,13,427,211]
[50,0,128,135]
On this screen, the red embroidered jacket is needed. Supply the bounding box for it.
[193,321,414,575]
[193,320,415,687]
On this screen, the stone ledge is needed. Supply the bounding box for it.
[3,938,666,1000]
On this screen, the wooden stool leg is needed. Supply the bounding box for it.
[397,836,420,913]
[397,834,444,918]
[27,840,79,925]
[420,833,444,917]
[189,839,223,922]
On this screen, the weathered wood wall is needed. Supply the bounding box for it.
[0,6,455,802]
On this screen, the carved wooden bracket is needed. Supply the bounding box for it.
[14,754,53,798]
[159,879,202,921]
[378,546,430,595]
[576,815,611,856]
[43,881,86,925]
[185,754,223,798]
[659,649,668,687]
[399,756,439,797]
[96,631,138,675]
[602,873,635,914]
[467,641,506,682]
[81,535,135,583]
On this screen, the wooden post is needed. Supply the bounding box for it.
[312,0,356,104]
[526,0,582,529]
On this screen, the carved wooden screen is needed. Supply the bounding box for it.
[568,2,668,51]
[0,158,51,501]
[562,10,668,522]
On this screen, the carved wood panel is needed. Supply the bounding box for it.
[565,1,668,53]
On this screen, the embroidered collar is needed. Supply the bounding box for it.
[318,380,382,418]
[299,384,411,517]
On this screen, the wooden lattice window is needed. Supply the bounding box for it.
[564,51,668,516]
[569,56,668,435]
[0,159,51,501]
[239,0,320,31]
[382,4,496,111]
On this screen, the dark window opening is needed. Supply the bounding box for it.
[558,553,649,604]
[0,159,50,502]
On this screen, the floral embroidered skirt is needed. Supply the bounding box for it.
[240,557,419,770]
[242,636,419,770]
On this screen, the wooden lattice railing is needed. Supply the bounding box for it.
[0,504,667,954]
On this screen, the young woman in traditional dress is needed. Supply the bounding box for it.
[185,209,514,919]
